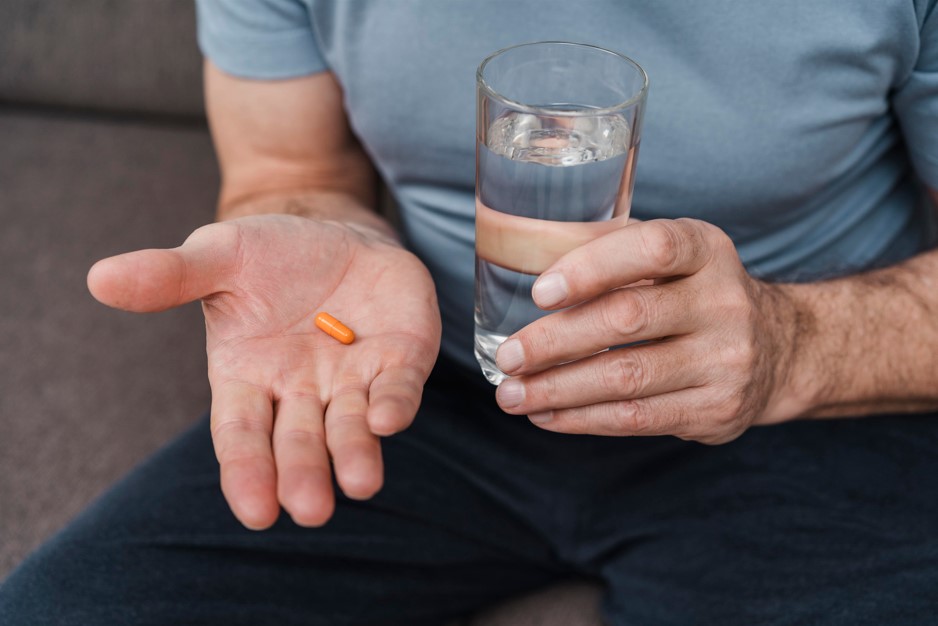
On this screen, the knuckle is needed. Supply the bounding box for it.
[275,428,325,447]
[329,412,369,433]
[643,221,682,271]
[216,444,267,467]
[375,387,419,413]
[374,373,418,397]
[219,450,266,468]
[332,377,367,398]
[609,401,650,434]
[601,290,648,339]
[674,218,710,257]
[601,353,646,397]
[721,339,756,372]
[625,290,654,336]
[279,385,322,402]
[211,415,268,441]
[701,221,736,253]
[721,283,754,318]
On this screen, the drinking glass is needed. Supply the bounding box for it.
[474,41,649,384]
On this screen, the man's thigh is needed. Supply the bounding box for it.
[0,368,566,626]
[594,414,938,625]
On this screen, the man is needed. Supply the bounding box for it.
[3,1,938,624]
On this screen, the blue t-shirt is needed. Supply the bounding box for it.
[197,0,938,371]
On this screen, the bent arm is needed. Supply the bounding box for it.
[775,192,938,420]
[204,60,396,240]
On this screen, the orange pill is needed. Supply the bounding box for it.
[314,311,355,345]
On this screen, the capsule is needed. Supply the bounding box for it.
[314,311,355,345]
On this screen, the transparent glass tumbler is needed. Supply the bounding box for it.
[474,41,649,384]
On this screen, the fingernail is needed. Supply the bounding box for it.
[528,411,553,424]
[496,338,525,373]
[532,273,568,308]
[497,379,525,408]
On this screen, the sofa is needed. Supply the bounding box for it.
[0,1,604,623]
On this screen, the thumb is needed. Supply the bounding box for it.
[87,224,238,312]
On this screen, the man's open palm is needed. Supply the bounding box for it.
[88,215,441,529]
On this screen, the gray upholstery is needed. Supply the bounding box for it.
[0,0,203,118]
[465,582,605,626]
[0,1,605,623]
[0,110,216,575]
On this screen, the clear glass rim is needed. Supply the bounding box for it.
[477,40,649,117]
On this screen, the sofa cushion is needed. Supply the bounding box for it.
[0,109,216,577]
[467,581,605,626]
[0,0,203,118]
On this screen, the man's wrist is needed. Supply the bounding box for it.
[756,281,820,424]
[216,189,401,244]
[778,282,829,419]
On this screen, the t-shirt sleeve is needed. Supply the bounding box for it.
[195,0,327,79]
[894,1,938,188]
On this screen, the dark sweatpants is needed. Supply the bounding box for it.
[2,357,937,625]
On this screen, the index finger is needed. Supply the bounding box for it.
[210,379,279,530]
[530,218,715,309]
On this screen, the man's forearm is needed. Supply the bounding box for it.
[777,245,938,420]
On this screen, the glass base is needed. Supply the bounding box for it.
[474,331,508,385]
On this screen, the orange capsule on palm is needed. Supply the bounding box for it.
[314,311,355,345]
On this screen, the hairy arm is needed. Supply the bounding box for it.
[776,193,938,420]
